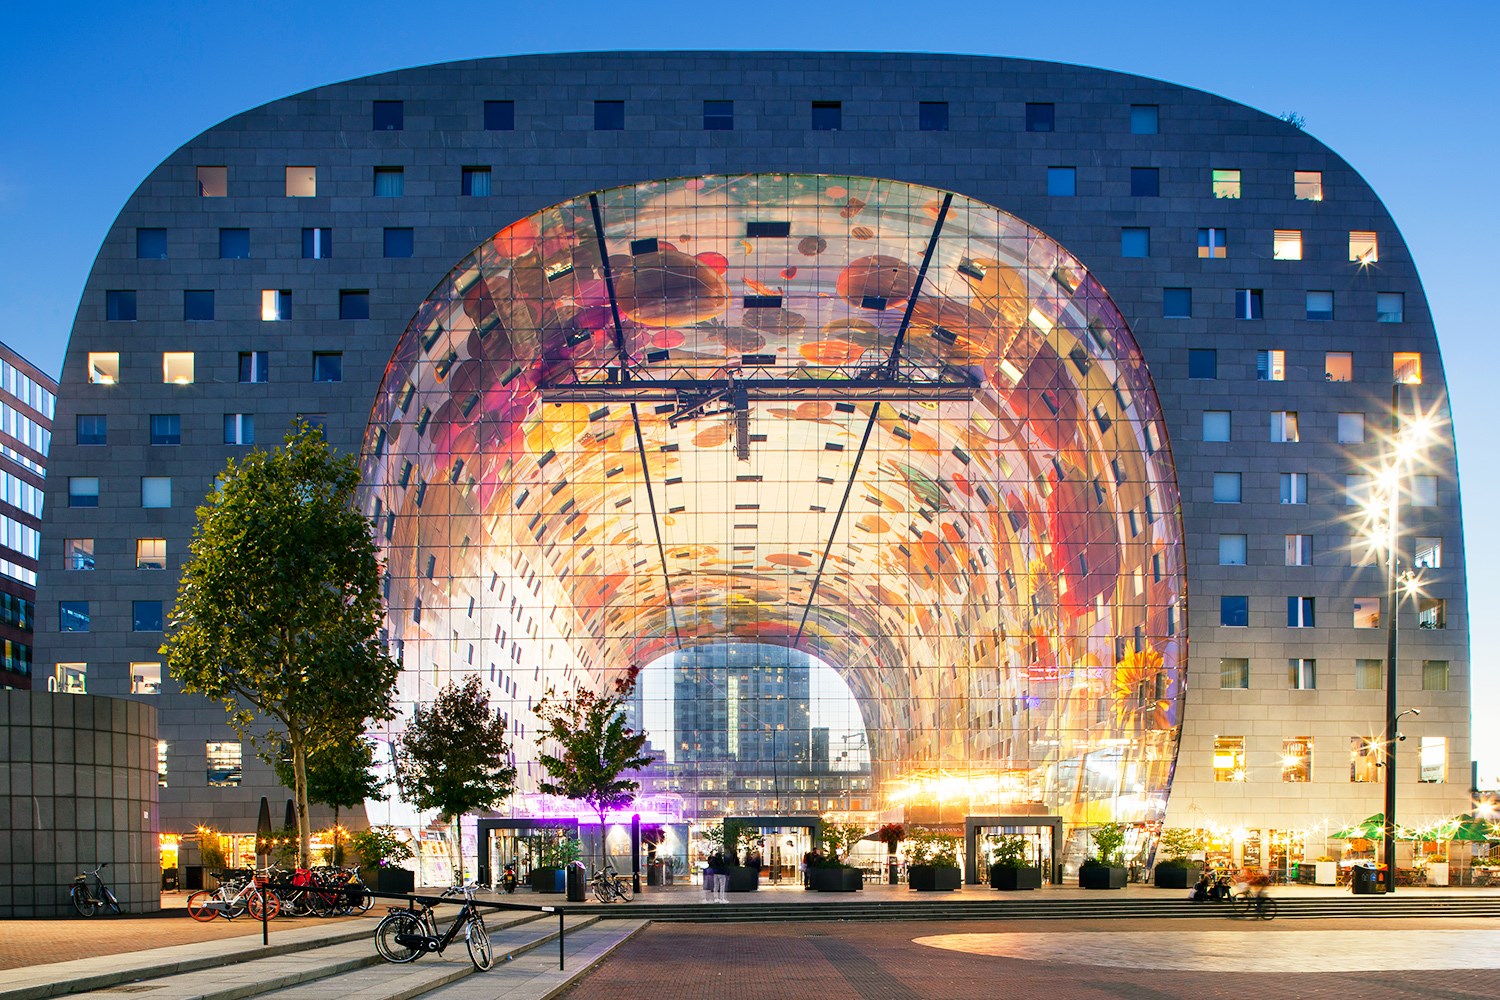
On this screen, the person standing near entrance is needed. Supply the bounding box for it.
[802,848,814,889]
[706,850,729,903]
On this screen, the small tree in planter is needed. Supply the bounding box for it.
[1153,827,1204,889]
[809,820,866,892]
[876,823,905,884]
[348,825,416,894]
[1080,822,1128,889]
[988,834,1042,890]
[908,831,962,891]
[530,829,582,892]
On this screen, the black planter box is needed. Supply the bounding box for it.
[727,866,760,892]
[809,866,864,892]
[1153,862,1201,889]
[908,865,962,891]
[1079,865,1127,889]
[990,866,1042,890]
[376,867,415,895]
[530,867,566,893]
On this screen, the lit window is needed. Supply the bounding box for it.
[1129,104,1158,134]
[1235,289,1263,320]
[158,741,168,786]
[1377,292,1404,323]
[68,477,99,508]
[340,291,370,320]
[239,351,269,383]
[383,228,414,258]
[1219,534,1247,566]
[1273,229,1303,260]
[1280,473,1307,504]
[1130,167,1159,196]
[1337,412,1365,443]
[1418,735,1447,783]
[1285,534,1312,566]
[285,166,315,197]
[131,662,162,695]
[1281,736,1312,780]
[1411,475,1437,507]
[917,101,947,131]
[484,100,514,131]
[1198,228,1227,258]
[1047,167,1076,197]
[1349,231,1379,264]
[1121,227,1150,257]
[373,100,403,131]
[1212,472,1241,503]
[1306,291,1333,321]
[1417,597,1445,630]
[1271,411,1299,443]
[1257,350,1285,381]
[206,742,243,787]
[1213,736,1246,781]
[1211,169,1241,198]
[313,353,343,382]
[219,228,250,259]
[1353,597,1380,629]
[373,167,404,197]
[1414,536,1442,569]
[1345,474,1372,507]
[132,600,163,632]
[59,601,90,632]
[65,538,94,571]
[183,290,214,321]
[136,538,166,570]
[52,663,87,694]
[1351,738,1381,782]
[1163,287,1191,318]
[1324,352,1352,382]
[1394,352,1422,385]
[106,290,137,321]
[302,228,332,259]
[163,353,194,385]
[87,353,119,384]
[704,100,735,131]
[1024,102,1054,132]
[141,477,172,509]
[1220,596,1248,627]
[137,228,167,260]
[1287,596,1316,628]
[1219,658,1249,690]
[1294,171,1323,201]
[261,290,290,322]
[76,414,106,446]
[197,166,226,197]
[595,100,625,130]
[811,101,841,131]
[1288,659,1316,690]
[461,167,491,196]
[1203,410,1230,442]
[1356,658,1384,690]
[150,414,180,445]
[224,413,255,446]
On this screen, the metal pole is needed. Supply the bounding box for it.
[632,814,641,894]
[559,909,566,970]
[1384,381,1400,895]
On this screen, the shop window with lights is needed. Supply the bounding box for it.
[1350,738,1381,782]
[1198,228,1227,258]
[1349,231,1378,264]
[1394,352,1422,385]
[163,353,194,385]
[131,661,162,695]
[1288,659,1317,690]
[1212,169,1240,198]
[1214,737,1246,782]
[1219,657,1249,689]
[1353,597,1381,629]
[207,742,243,787]
[1282,738,1312,782]
[1257,350,1285,381]
[1419,736,1446,782]
[1325,352,1353,382]
[1273,229,1302,260]
[1294,170,1323,201]
[88,352,119,384]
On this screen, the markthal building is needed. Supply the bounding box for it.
[39,53,1471,881]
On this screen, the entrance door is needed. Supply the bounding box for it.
[761,827,811,884]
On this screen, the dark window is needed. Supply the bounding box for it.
[150,414,181,445]
[1220,596,1249,627]
[132,600,163,632]
[1236,289,1264,320]
[1046,167,1076,197]
[594,100,624,131]
[302,228,332,259]
[106,290,137,322]
[373,100,403,131]
[1163,287,1192,318]
[461,167,491,197]
[918,101,949,131]
[238,352,268,383]
[811,101,842,131]
[60,601,91,632]
[1120,228,1149,258]
[297,413,328,435]
[1130,104,1159,134]
[1287,596,1316,628]
[483,100,514,131]
[1024,102,1054,132]
[136,228,167,260]
[313,352,343,382]
[76,415,106,446]
[183,290,214,321]
[1131,167,1160,197]
[68,478,99,508]
[218,228,250,259]
[1188,349,1217,380]
[703,100,733,130]
[373,168,404,197]
[339,291,369,321]
[383,228,414,258]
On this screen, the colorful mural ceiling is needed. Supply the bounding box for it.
[362,175,1186,827]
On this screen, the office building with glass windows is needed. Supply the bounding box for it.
[0,341,54,690]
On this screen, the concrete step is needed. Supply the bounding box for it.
[422,919,648,1000]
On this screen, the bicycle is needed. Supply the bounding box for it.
[589,864,633,904]
[187,869,279,921]
[69,863,121,917]
[373,883,493,971]
[1229,887,1277,920]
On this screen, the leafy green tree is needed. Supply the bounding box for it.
[272,736,386,864]
[164,422,401,867]
[394,674,517,881]
[533,677,653,860]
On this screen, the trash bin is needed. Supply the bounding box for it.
[566,861,587,902]
[1351,865,1388,894]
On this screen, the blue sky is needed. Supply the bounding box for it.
[2,0,1495,783]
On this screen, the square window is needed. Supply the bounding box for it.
[1281,736,1312,780]
[1163,287,1191,318]
[1287,596,1316,627]
[1203,410,1230,442]
[1235,289,1263,320]
[218,228,250,259]
[1220,596,1249,627]
[1285,534,1313,566]
[1271,411,1299,442]
[59,601,90,632]
[1346,474,1372,507]
[285,166,315,197]
[131,662,162,696]
[918,101,948,131]
[1046,166,1076,197]
[1213,736,1246,782]
[1412,474,1437,507]
[261,290,290,322]
[1419,735,1446,783]
[1422,659,1450,691]
[136,538,166,570]
[1219,657,1249,690]
[594,100,625,130]
[76,414,106,446]
[1280,472,1308,504]
[461,167,491,197]
[1349,230,1379,264]
[65,538,95,571]
[484,100,514,131]
[340,290,370,320]
[1273,229,1303,261]
[206,742,242,787]
[1353,596,1381,629]
[223,413,255,445]
[811,101,842,131]
[163,352,194,385]
[1417,596,1445,630]
[302,227,332,259]
[1356,658,1384,690]
[1294,170,1323,201]
[1394,352,1422,385]
[141,477,172,508]
[106,290,136,322]
[1120,227,1150,258]
[1212,472,1241,503]
[183,290,214,321]
[383,228,414,258]
[1257,349,1286,381]
[1337,412,1365,443]
[68,477,99,508]
[1414,536,1442,569]
[1129,104,1158,135]
[1377,292,1405,323]
[313,352,343,382]
[1212,168,1241,199]
[132,600,163,632]
[53,662,87,694]
[373,167,404,197]
[136,228,167,260]
[1288,660,1316,690]
[1325,352,1353,382]
[1306,291,1334,321]
[197,166,226,197]
[1219,534,1247,566]
[238,352,268,384]
[1130,167,1159,196]
[1187,348,1217,379]
[373,100,403,131]
[1024,102,1054,132]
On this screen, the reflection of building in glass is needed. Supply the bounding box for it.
[672,644,812,767]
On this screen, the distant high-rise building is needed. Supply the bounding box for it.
[673,644,812,768]
[0,341,54,690]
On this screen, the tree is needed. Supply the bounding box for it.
[272,735,386,865]
[165,422,401,867]
[395,674,517,881]
[533,677,653,860]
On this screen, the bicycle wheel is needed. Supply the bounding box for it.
[374,911,424,963]
[592,879,610,903]
[466,913,494,971]
[1257,896,1278,921]
[70,884,95,917]
[103,888,121,916]
[187,890,219,922]
[612,878,633,903]
[1228,890,1249,917]
[248,889,279,921]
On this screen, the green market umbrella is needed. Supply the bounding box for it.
[1442,817,1497,843]
[1334,814,1386,840]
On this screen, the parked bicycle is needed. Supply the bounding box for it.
[589,863,633,904]
[69,863,121,917]
[269,864,370,917]
[187,868,278,921]
[373,882,493,970]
